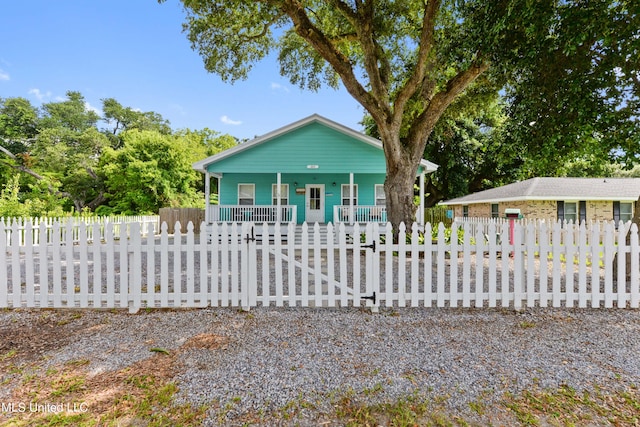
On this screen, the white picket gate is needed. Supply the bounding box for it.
[1,219,639,311]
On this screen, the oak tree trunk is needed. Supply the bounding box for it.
[378,128,424,236]
[384,161,419,234]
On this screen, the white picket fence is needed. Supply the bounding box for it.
[1,215,160,246]
[1,219,639,312]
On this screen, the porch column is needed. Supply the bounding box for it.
[204,172,211,223]
[418,172,425,226]
[276,172,282,223]
[217,175,222,221]
[349,172,354,225]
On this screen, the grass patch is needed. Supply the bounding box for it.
[504,383,640,426]
[0,353,208,427]
[332,391,445,427]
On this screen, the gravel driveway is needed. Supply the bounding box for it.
[1,306,639,426]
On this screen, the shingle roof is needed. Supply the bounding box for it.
[443,177,640,205]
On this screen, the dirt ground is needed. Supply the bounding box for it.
[0,310,226,425]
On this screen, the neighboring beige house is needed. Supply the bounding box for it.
[443,177,640,223]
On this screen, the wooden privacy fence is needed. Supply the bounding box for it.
[1,219,639,312]
[159,208,204,233]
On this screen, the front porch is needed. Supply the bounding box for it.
[206,204,390,225]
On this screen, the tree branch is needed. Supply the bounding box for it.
[0,139,77,205]
[392,0,441,125]
[239,11,285,42]
[409,60,490,162]
[355,1,391,109]
[278,0,387,123]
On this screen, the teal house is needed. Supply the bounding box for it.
[193,114,438,225]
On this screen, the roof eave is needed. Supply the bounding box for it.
[443,196,640,205]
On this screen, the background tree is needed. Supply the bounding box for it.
[0,90,238,217]
[0,98,39,186]
[102,98,172,148]
[30,126,110,212]
[100,130,204,214]
[478,0,640,176]
[39,91,99,132]
[168,0,638,230]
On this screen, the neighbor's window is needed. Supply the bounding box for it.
[375,185,386,206]
[238,184,255,205]
[614,201,633,223]
[271,184,289,205]
[563,202,578,223]
[341,184,358,205]
[621,202,633,222]
[463,205,469,218]
[491,203,499,218]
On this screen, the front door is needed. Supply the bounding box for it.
[305,184,325,223]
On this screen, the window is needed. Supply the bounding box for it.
[559,201,578,223]
[375,185,386,206]
[614,201,633,223]
[341,184,358,205]
[621,202,633,222]
[491,204,499,218]
[463,205,469,218]
[238,184,255,205]
[271,184,289,205]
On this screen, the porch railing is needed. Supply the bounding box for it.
[333,205,387,224]
[208,205,297,223]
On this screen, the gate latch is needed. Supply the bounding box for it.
[361,292,377,305]
[362,240,376,253]
[244,227,256,243]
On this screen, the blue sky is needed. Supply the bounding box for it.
[0,1,366,140]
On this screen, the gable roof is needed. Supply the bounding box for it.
[193,114,438,174]
[444,177,640,205]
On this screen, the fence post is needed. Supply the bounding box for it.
[240,222,256,311]
[11,221,21,308]
[0,222,7,308]
[630,224,639,308]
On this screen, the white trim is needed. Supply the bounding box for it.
[237,183,255,205]
[272,183,289,205]
[342,183,358,205]
[305,184,325,223]
[374,184,385,206]
[204,172,211,223]
[418,172,425,225]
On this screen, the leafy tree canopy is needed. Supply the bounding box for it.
[167,0,638,228]
[40,91,100,132]
[100,130,202,215]
[102,98,172,148]
[0,92,237,217]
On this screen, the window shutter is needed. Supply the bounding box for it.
[579,201,587,224]
[613,201,621,223]
[557,201,564,221]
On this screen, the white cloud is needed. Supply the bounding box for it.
[221,115,242,125]
[271,82,290,93]
[84,101,102,116]
[0,69,9,81]
[28,88,52,101]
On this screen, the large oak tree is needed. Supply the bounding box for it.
[165,0,638,230]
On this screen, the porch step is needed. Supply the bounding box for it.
[293,224,332,245]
